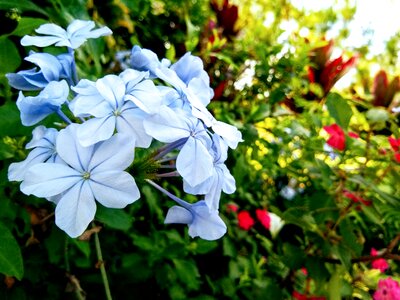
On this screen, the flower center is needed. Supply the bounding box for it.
[82,171,91,180]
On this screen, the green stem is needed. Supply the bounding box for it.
[64,236,70,272]
[93,224,113,300]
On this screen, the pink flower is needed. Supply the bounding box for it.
[255,209,271,230]
[237,211,255,231]
[323,124,345,151]
[373,277,400,300]
[370,248,389,273]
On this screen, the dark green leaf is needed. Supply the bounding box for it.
[0,37,21,74]
[172,258,200,290]
[10,18,47,37]
[0,0,48,15]
[0,102,30,138]
[95,204,133,231]
[0,222,23,280]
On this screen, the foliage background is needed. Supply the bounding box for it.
[0,0,399,299]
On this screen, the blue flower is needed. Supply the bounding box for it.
[146,179,227,240]
[20,124,140,237]
[144,106,214,187]
[17,80,70,126]
[131,46,243,149]
[183,134,236,211]
[21,20,112,49]
[130,45,171,77]
[165,201,227,240]
[6,52,73,91]
[8,126,61,181]
[70,73,161,147]
[120,69,162,114]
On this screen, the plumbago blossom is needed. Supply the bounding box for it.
[7,19,241,240]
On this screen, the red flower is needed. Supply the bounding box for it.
[343,190,372,206]
[389,137,400,152]
[348,132,359,139]
[293,291,308,300]
[255,209,271,230]
[323,124,346,151]
[372,70,400,107]
[388,137,400,163]
[226,203,239,213]
[237,211,255,230]
[211,0,239,38]
[319,55,357,95]
[308,39,357,96]
[371,248,389,273]
[292,291,326,300]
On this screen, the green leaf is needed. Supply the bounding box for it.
[282,243,306,269]
[366,108,389,131]
[0,222,24,280]
[172,258,201,290]
[0,0,48,15]
[326,93,353,129]
[69,238,91,258]
[348,175,399,206]
[0,37,21,74]
[328,267,343,300]
[305,256,329,283]
[192,239,218,254]
[247,103,271,122]
[0,102,30,137]
[339,218,362,256]
[10,18,47,37]
[0,139,14,160]
[95,204,133,231]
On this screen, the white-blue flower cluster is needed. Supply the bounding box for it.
[7,19,242,240]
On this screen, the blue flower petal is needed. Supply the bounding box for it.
[90,171,140,208]
[76,115,115,147]
[88,133,135,172]
[55,181,96,237]
[176,136,213,187]
[20,163,81,197]
[17,80,69,126]
[56,124,94,172]
[188,201,227,240]
[116,104,153,148]
[143,106,190,143]
[164,205,193,224]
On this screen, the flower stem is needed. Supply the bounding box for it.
[56,108,73,124]
[93,225,113,300]
[145,179,189,209]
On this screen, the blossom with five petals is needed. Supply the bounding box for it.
[21,20,112,49]
[20,124,140,237]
